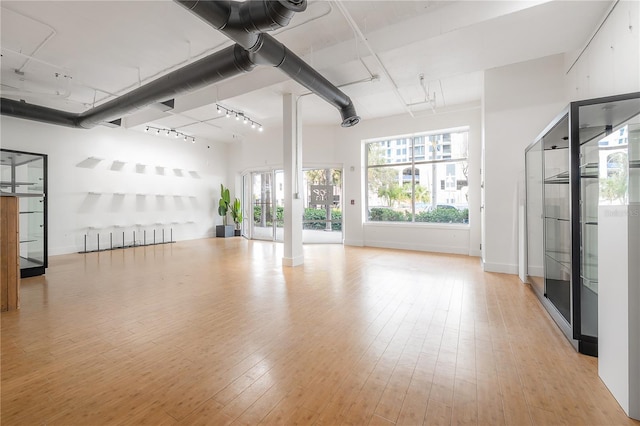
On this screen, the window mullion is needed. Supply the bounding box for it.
[411,137,416,222]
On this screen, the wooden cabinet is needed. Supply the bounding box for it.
[1,196,20,311]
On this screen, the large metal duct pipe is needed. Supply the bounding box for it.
[174,0,360,127]
[175,0,305,50]
[1,44,254,128]
[1,0,359,129]
[76,44,254,128]
[0,100,78,128]
[256,34,360,127]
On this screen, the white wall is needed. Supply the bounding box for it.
[483,54,567,274]
[566,0,640,101]
[1,116,227,255]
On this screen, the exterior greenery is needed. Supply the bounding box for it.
[366,129,470,225]
[253,206,343,231]
[369,206,469,223]
[600,151,628,203]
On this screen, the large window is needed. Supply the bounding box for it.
[366,128,469,224]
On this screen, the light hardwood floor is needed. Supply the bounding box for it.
[1,238,637,425]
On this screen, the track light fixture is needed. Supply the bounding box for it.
[215,104,263,132]
[145,126,195,143]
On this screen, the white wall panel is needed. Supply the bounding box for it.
[1,116,227,255]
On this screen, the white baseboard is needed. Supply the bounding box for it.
[468,249,482,257]
[483,261,518,274]
[364,240,468,255]
[343,239,364,247]
[49,245,81,256]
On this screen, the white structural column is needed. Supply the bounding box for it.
[282,93,304,266]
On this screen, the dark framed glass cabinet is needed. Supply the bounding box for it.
[0,149,48,278]
[525,92,640,356]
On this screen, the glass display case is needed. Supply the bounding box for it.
[525,92,640,356]
[0,149,48,278]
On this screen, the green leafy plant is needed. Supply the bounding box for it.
[218,184,231,226]
[230,198,243,229]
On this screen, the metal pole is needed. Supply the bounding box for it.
[97,233,100,252]
[84,234,87,253]
[153,229,156,244]
[133,231,136,247]
[110,232,113,250]
[162,229,165,244]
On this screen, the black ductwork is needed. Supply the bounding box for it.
[1,99,79,128]
[76,44,254,128]
[176,0,305,50]
[257,34,360,127]
[1,45,254,128]
[175,0,359,127]
[1,0,359,129]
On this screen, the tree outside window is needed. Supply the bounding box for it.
[366,129,469,224]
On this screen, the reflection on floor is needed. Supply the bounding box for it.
[251,226,342,243]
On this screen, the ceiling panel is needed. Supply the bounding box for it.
[0,0,614,142]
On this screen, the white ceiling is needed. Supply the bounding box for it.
[1,0,612,143]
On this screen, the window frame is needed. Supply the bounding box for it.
[365,127,470,225]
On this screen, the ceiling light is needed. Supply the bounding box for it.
[216,104,263,132]
[145,126,194,144]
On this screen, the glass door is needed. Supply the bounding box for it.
[525,140,544,297]
[251,171,274,241]
[242,174,251,238]
[543,115,572,324]
[244,168,344,244]
[274,171,284,242]
[302,168,343,243]
[574,95,640,346]
[578,125,600,339]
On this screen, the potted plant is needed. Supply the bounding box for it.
[216,184,234,237]
[230,198,243,236]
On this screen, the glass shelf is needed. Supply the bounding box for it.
[544,170,570,184]
[545,251,571,270]
[580,162,599,179]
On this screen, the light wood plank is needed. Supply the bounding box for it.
[0,240,636,425]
